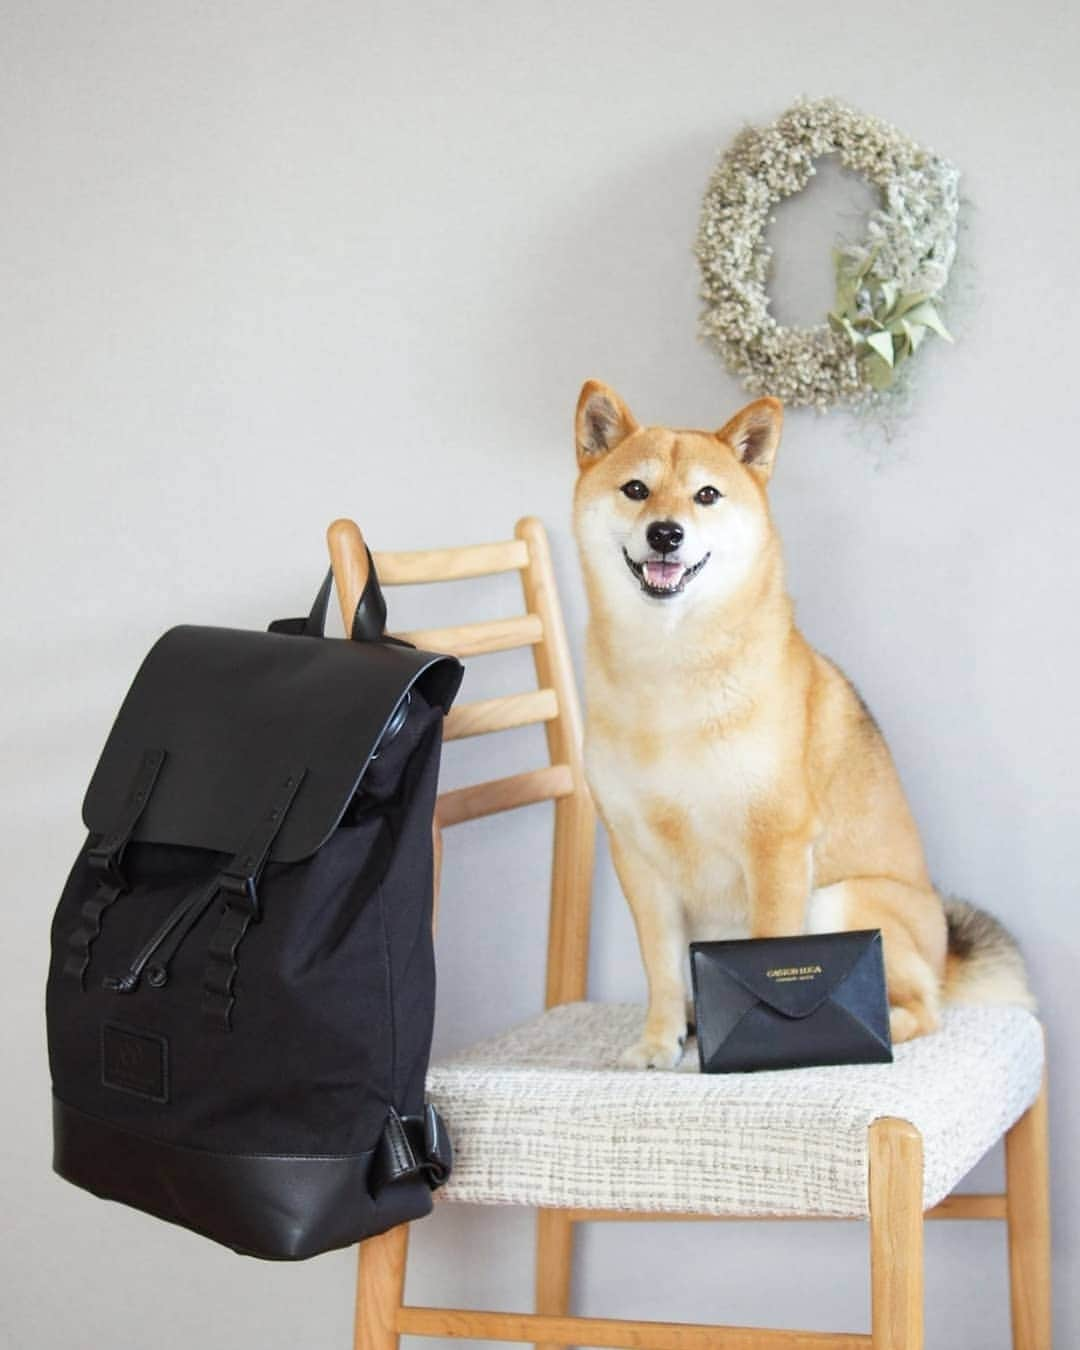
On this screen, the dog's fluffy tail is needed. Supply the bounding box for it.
[942,898,1036,1011]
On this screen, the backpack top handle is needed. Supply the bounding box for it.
[272,521,388,644]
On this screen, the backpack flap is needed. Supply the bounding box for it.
[82,625,463,864]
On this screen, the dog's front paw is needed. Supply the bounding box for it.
[619,1031,686,1070]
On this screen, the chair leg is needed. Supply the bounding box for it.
[354,1224,409,1350]
[535,1208,575,1350]
[869,1117,925,1350]
[1005,1075,1052,1349]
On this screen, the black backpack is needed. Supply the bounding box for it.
[46,565,463,1260]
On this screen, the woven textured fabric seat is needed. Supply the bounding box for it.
[429,1002,1044,1217]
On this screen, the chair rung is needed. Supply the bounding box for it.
[925,1193,1006,1219]
[396,1305,870,1349]
[397,613,543,658]
[437,764,574,827]
[444,689,559,741]
[373,539,529,585]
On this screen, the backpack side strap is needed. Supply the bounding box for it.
[369,1104,454,1196]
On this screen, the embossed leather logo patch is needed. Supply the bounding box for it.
[101,1023,169,1103]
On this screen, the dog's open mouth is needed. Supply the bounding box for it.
[622,548,710,598]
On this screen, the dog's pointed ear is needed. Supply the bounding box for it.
[575,380,639,469]
[716,397,783,480]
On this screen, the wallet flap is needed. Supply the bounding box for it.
[690,930,882,1020]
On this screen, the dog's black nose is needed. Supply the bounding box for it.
[646,520,684,555]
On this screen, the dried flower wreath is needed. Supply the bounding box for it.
[696,98,960,410]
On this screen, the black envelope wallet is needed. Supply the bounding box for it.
[689,930,893,1073]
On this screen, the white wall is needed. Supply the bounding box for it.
[2,2,1076,1345]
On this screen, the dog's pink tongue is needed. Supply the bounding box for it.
[644,560,684,589]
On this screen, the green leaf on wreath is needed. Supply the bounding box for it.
[902,301,953,341]
[831,245,954,393]
[863,352,896,390]
[878,280,899,316]
[865,331,895,366]
[890,326,911,359]
[833,275,858,315]
[901,319,928,351]
[892,291,932,319]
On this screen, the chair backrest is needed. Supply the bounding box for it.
[326,517,596,1009]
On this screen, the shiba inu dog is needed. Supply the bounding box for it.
[573,380,1033,1069]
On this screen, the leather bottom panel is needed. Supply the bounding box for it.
[52,1097,432,1260]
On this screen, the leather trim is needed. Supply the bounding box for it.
[371,1107,417,1191]
[416,1103,452,1187]
[81,625,462,863]
[52,1097,433,1260]
[86,748,167,880]
[268,568,334,638]
[350,549,388,641]
[365,1105,454,1194]
[268,559,388,643]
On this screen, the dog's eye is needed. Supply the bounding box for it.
[694,485,722,505]
[621,480,649,501]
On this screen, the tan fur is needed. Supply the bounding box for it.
[573,381,1033,1068]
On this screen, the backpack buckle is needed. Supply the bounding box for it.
[219,871,260,918]
[86,838,129,886]
[216,769,306,919]
[201,769,307,1030]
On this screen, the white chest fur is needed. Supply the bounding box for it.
[585,707,780,925]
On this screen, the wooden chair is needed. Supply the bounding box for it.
[326,516,1052,1350]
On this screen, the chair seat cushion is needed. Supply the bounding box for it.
[426,1002,1043,1217]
